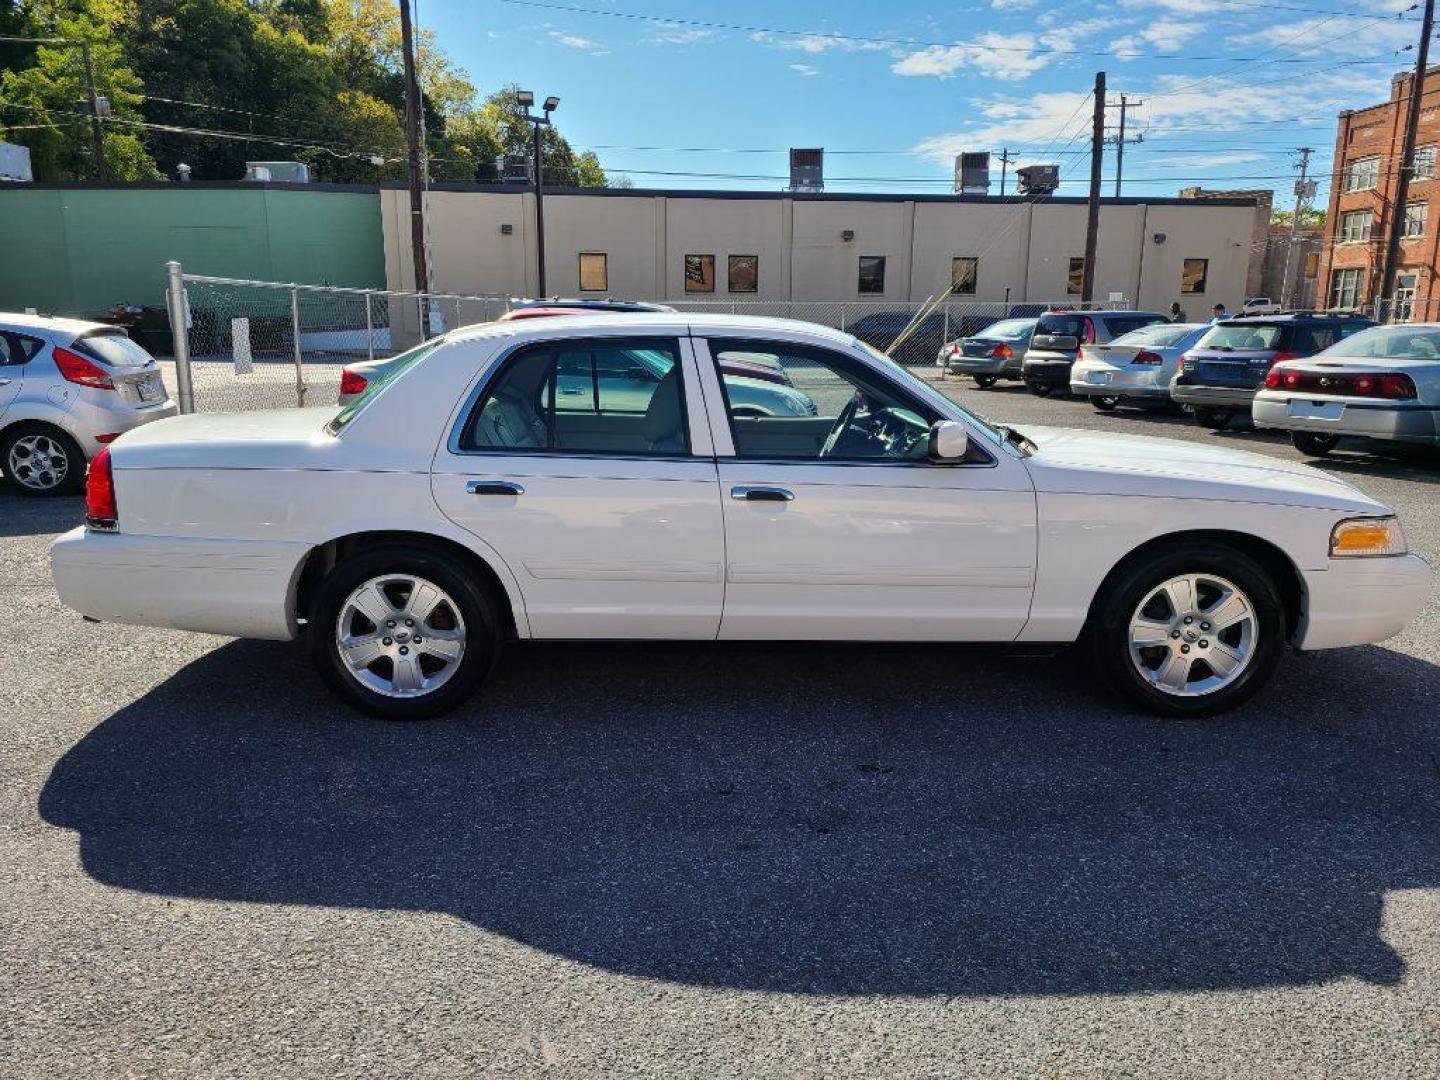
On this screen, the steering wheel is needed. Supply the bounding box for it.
[819,390,864,458]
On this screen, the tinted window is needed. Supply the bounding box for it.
[0,332,43,366]
[1037,312,1084,337]
[708,339,944,462]
[858,256,886,294]
[462,338,688,455]
[1100,315,1168,337]
[1109,323,1201,348]
[1197,323,1283,350]
[77,330,155,368]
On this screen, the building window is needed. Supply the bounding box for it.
[1180,258,1209,295]
[1413,145,1436,180]
[1395,271,1420,321]
[1329,267,1364,310]
[684,254,715,293]
[1338,209,1373,243]
[1343,156,1380,192]
[950,256,978,295]
[728,254,758,293]
[858,256,886,294]
[1404,202,1428,238]
[578,252,608,292]
[1066,257,1085,295]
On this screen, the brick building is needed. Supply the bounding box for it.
[1319,66,1440,319]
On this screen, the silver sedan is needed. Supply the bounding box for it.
[1253,323,1440,456]
[1070,322,1210,412]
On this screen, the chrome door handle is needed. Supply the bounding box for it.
[0,377,11,386]
[466,480,525,496]
[731,485,794,502]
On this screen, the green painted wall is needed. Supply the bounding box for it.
[0,186,384,316]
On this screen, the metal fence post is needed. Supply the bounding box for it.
[164,260,195,414]
[364,291,375,363]
[290,287,306,407]
[453,296,462,331]
[942,306,950,349]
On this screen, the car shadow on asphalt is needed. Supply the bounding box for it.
[0,488,83,538]
[38,637,1440,998]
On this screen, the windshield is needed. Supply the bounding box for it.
[855,339,1003,444]
[328,338,445,433]
[1110,323,1202,348]
[1197,323,1283,351]
[1319,325,1440,359]
[77,330,156,368]
[977,319,1034,341]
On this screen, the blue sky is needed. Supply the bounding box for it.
[421,0,1423,201]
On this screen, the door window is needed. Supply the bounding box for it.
[706,338,948,462]
[460,338,689,455]
[0,332,43,365]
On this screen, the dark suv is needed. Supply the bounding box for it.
[1171,313,1375,429]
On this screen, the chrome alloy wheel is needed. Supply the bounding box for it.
[8,433,69,492]
[334,574,467,699]
[1127,573,1256,698]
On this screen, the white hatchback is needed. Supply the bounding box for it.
[52,314,1430,720]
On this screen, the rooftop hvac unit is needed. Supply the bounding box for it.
[243,161,310,183]
[954,152,991,195]
[0,141,33,183]
[1017,163,1060,196]
[788,148,824,192]
[502,154,533,183]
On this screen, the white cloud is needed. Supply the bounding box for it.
[1111,19,1203,59]
[789,63,820,76]
[549,31,609,54]
[1157,152,1269,167]
[750,31,891,54]
[646,27,718,46]
[1239,16,1413,57]
[991,0,1040,8]
[892,33,1051,81]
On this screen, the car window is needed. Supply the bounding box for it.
[707,338,953,463]
[329,338,445,433]
[75,330,156,368]
[1036,312,1084,337]
[0,332,44,366]
[1100,315,1167,338]
[978,319,1034,341]
[1289,325,1341,354]
[1320,325,1440,359]
[1109,323,1199,348]
[461,337,689,455]
[1198,323,1283,350]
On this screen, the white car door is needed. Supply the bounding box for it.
[431,332,725,639]
[694,334,1038,641]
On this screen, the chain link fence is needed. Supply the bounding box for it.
[1368,297,1440,325]
[161,264,1128,412]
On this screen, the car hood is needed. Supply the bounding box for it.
[1018,425,1388,513]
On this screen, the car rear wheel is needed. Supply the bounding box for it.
[1193,407,1233,430]
[1092,395,1120,411]
[1,423,86,497]
[1084,542,1286,718]
[1027,382,1054,398]
[310,545,502,720]
[1291,431,1339,457]
[973,374,999,389]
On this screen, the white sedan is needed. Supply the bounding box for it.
[53,314,1431,720]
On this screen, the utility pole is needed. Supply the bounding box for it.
[397,0,428,296]
[1106,94,1143,197]
[997,147,1013,197]
[1082,71,1106,303]
[1377,0,1434,320]
[533,117,547,296]
[79,43,108,182]
[1280,147,1315,309]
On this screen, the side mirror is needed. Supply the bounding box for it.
[928,420,970,461]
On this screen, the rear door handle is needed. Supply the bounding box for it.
[466,480,525,496]
[731,485,794,502]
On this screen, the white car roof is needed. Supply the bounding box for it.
[444,311,858,347]
[0,312,113,337]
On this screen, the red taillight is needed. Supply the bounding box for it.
[1353,374,1376,395]
[1269,350,1299,367]
[339,368,368,396]
[1379,373,1418,399]
[1263,367,1282,389]
[85,447,117,528]
[948,345,960,356]
[1284,370,1301,389]
[54,346,114,390]
[993,343,1013,359]
[1132,350,1162,366]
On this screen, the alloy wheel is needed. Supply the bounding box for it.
[1127,573,1256,698]
[7,433,69,492]
[334,574,468,699]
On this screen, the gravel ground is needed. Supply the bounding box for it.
[3,379,1439,1079]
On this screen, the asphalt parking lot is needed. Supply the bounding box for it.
[4,380,1440,1078]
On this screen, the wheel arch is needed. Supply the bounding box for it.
[1084,529,1305,640]
[292,530,524,641]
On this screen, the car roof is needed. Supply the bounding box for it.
[1221,312,1372,324]
[0,312,113,336]
[1041,309,1166,318]
[445,311,858,347]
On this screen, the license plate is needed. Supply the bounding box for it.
[1086,371,1112,385]
[137,375,162,402]
[1287,400,1345,421]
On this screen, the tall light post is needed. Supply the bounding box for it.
[518,91,559,297]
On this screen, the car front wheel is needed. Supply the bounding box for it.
[310,544,502,719]
[1084,542,1286,718]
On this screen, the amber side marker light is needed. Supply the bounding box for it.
[1330,517,1406,557]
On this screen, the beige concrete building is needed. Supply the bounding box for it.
[382,185,1262,312]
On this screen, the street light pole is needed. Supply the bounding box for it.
[397,0,428,296]
[519,91,559,297]
[79,43,108,182]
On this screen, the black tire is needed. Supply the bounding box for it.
[1083,541,1287,719]
[1092,395,1120,411]
[0,422,86,497]
[973,374,999,389]
[1027,382,1054,398]
[1291,431,1339,457]
[1193,407,1233,430]
[309,544,503,720]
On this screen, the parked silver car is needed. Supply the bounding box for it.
[1022,309,1170,397]
[1253,323,1440,455]
[1070,322,1210,411]
[0,314,177,495]
[936,317,1036,388]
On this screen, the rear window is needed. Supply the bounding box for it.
[1320,325,1440,359]
[1099,315,1167,337]
[1036,312,1084,337]
[76,330,156,368]
[1109,323,1198,348]
[1197,323,1284,351]
[978,319,1034,341]
[328,338,444,433]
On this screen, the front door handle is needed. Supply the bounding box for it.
[0,377,11,386]
[466,480,525,496]
[731,485,794,502]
